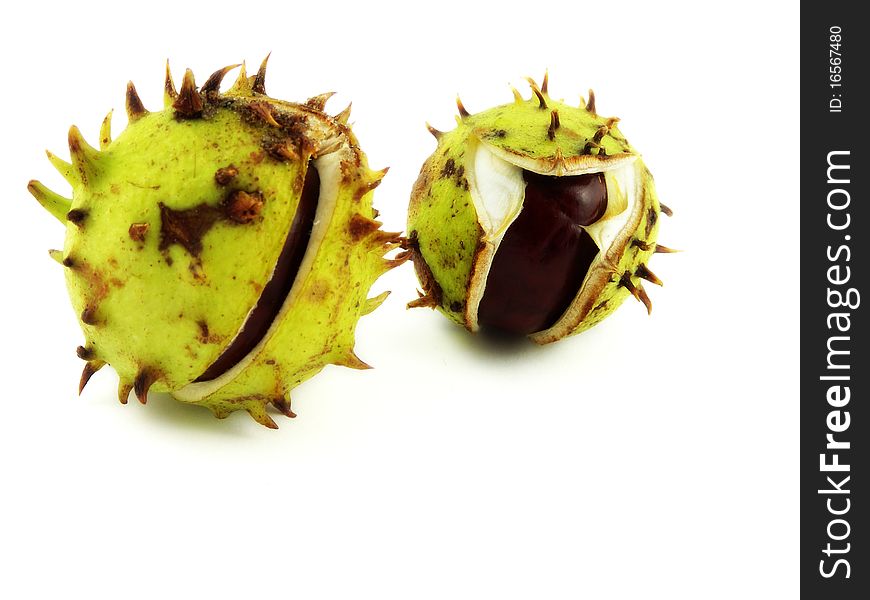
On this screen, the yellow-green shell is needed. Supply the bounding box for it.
[407,78,668,342]
[29,61,404,427]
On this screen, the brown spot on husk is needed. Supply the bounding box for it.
[348,214,380,241]
[66,209,87,226]
[645,207,658,238]
[224,190,264,224]
[158,191,263,258]
[128,222,149,242]
[214,165,239,185]
[80,306,98,325]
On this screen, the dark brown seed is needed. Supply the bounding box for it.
[478,171,608,335]
[195,162,320,382]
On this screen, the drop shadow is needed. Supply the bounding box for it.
[137,391,285,437]
[438,319,557,360]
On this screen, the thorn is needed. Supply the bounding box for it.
[586,89,596,114]
[249,101,281,127]
[525,78,547,109]
[264,140,299,162]
[48,249,63,265]
[228,61,250,95]
[118,380,132,405]
[592,124,609,145]
[654,244,679,254]
[383,250,411,270]
[619,272,652,314]
[27,180,71,223]
[306,91,335,112]
[68,125,100,184]
[252,52,271,94]
[164,59,177,107]
[79,361,104,395]
[636,263,663,286]
[133,368,156,404]
[201,64,241,95]
[632,239,651,251]
[80,306,98,326]
[335,102,352,125]
[76,345,94,360]
[45,150,77,186]
[335,351,372,370]
[247,405,279,429]
[407,291,439,309]
[173,69,203,118]
[99,110,113,150]
[456,95,471,119]
[541,69,549,95]
[425,122,443,139]
[510,85,524,104]
[125,81,148,122]
[272,397,297,419]
[547,110,560,141]
[361,291,390,316]
[659,202,673,217]
[66,209,88,227]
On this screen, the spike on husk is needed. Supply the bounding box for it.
[30,58,404,428]
[406,71,674,344]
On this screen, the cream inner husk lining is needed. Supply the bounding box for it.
[174,152,341,402]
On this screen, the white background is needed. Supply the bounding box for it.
[0,1,799,598]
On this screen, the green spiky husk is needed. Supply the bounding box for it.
[407,81,668,342]
[30,61,406,427]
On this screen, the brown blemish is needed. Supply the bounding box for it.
[197,320,210,342]
[128,222,149,243]
[263,139,298,162]
[159,202,220,258]
[224,190,264,224]
[449,300,463,312]
[62,256,75,268]
[645,207,658,238]
[80,306,98,325]
[66,209,87,226]
[440,158,456,178]
[76,345,94,360]
[348,214,380,241]
[158,190,263,258]
[214,165,239,185]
